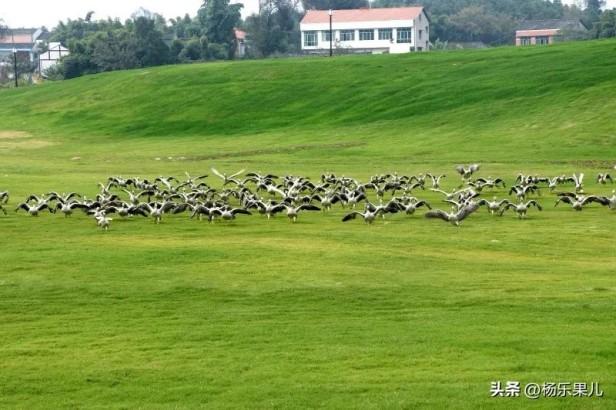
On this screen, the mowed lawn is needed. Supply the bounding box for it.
[1,39,616,408]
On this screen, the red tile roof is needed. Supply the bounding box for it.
[234,29,246,40]
[516,29,560,37]
[301,7,424,24]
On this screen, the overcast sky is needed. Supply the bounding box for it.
[1,0,615,29]
[2,0,214,28]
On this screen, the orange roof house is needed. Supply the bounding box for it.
[515,19,588,46]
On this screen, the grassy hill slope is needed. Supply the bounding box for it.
[1,40,616,408]
[1,39,616,164]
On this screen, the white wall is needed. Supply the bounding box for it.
[39,43,70,74]
[300,12,429,53]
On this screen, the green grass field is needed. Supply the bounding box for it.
[1,39,616,408]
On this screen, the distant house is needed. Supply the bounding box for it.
[234,29,247,58]
[515,19,588,46]
[0,28,45,63]
[39,42,70,75]
[300,7,430,55]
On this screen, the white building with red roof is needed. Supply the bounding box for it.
[300,7,430,55]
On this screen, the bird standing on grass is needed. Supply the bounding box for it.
[281,203,321,223]
[342,208,385,224]
[424,202,480,226]
[15,202,55,216]
[597,173,613,185]
[95,214,113,231]
[499,200,542,218]
[477,197,510,215]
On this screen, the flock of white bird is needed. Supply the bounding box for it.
[2,165,616,230]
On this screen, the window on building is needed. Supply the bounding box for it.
[521,37,531,46]
[536,36,549,45]
[322,31,333,42]
[304,31,317,47]
[340,30,354,41]
[419,29,423,40]
[359,29,374,41]
[378,28,393,40]
[397,28,412,43]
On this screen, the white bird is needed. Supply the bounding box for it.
[499,200,542,218]
[597,173,613,185]
[342,208,385,224]
[572,173,584,192]
[95,214,113,231]
[424,203,480,226]
[455,164,480,180]
[426,173,446,189]
[56,201,89,217]
[140,201,176,224]
[281,203,321,223]
[211,168,245,186]
[477,197,509,215]
[395,199,431,215]
[15,202,54,216]
[210,206,252,221]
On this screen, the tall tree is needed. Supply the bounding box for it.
[245,0,301,57]
[585,0,606,27]
[133,17,170,66]
[198,0,243,57]
[595,8,616,37]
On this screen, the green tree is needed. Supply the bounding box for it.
[133,17,170,66]
[197,0,243,58]
[446,5,516,44]
[584,0,605,26]
[596,9,616,37]
[245,0,301,57]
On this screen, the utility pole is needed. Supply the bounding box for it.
[11,30,18,88]
[329,9,333,57]
[13,48,18,88]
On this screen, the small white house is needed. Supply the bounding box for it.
[38,42,69,75]
[300,7,430,55]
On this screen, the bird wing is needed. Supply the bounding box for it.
[171,204,189,214]
[555,197,571,206]
[210,167,225,179]
[430,188,447,196]
[15,203,30,212]
[457,203,480,221]
[229,169,245,179]
[424,209,449,221]
[298,204,321,212]
[70,203,89,210]
[416,200,431,209]
[341,212,360,222]
[583,196,609,206]
[270,204,287,214]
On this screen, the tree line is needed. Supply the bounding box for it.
[2,0,616,82]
